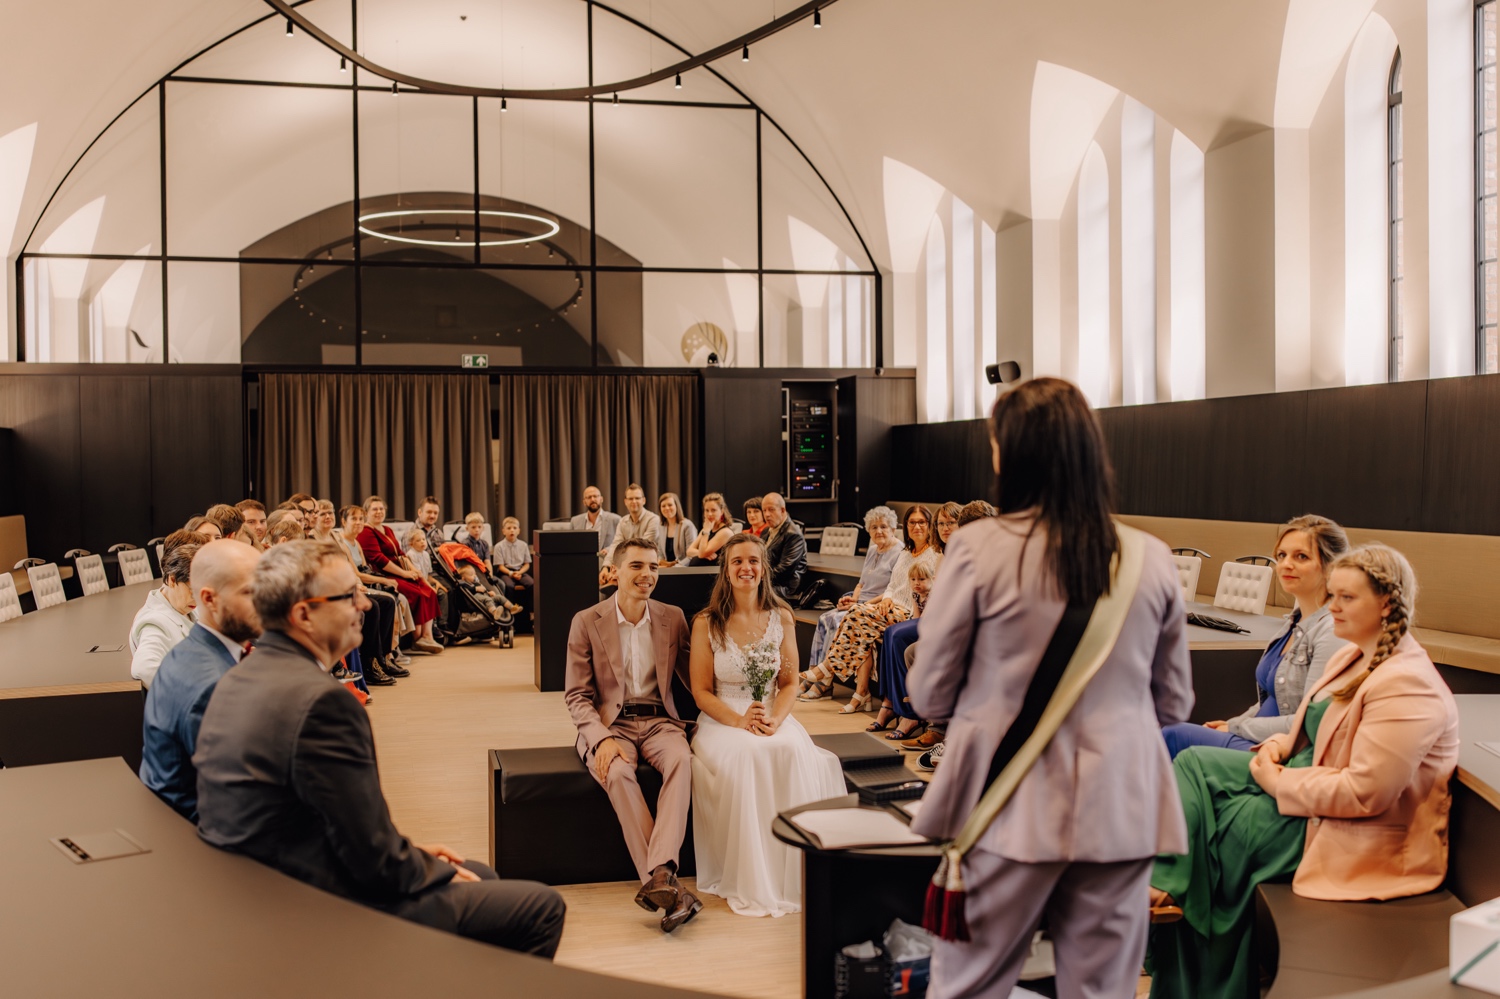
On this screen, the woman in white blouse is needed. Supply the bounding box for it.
[129,533,205,687]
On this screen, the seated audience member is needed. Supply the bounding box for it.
[598,562,619,598]
[958,499,997,523]
[204,503,245,542]
[309,500,337,542]
[131,533,208,687]
[1163,515,1349,759]
[139,540,261,820]
[870,561,937,739]
[458,563,520,619]
[742,497,766,537]
[415,496,447,553]
[286,493,318,533]
[683,492,735,566]
[361,496,443,655]
[494,517,534,597]
[611,483,663,559]
[570,485,622,555]
[193,542,566,956]
[1149,544,1460,999]
[807,506,902,667]
[184,516,222,541]
[336,505,404,685]
[933,501,961,553]
[799,504,937,711]
[404,527,450,626]
[459,512,495,571]
[267,518,305,545]
[236,499,269,549]
[656,493,697,566]
[759,492,806,597]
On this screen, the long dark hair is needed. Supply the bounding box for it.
[991,377,1118,604]
[696,532,790,648]
[902,504,932,553]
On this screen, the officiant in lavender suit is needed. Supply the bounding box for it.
[564,537,701,933]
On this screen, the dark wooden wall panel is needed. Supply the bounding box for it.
[1422,376,1500,535]
[701,376,784,514]
[150,375,245,535]
[841,375,918,520]
[0,428,17,516]
[78,376,153,553]
[0,374,81,560]
[1304,381,1427,530]
[892,420,991,504]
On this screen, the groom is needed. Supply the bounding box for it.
[564,537,701,932]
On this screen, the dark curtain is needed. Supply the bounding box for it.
[258,373,493,522]
[494,374,699,534]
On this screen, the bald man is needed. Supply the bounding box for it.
[759,492,807,597]
[140,539,263,821]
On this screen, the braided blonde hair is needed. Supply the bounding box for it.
[1329,544,1418,701]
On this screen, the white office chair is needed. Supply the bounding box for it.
[25,562,67,610]
[444,521,493,545]
[75,554,110,596]
[1212,560,1274,616]
[0,572,22,622]
[542,521,574,531]
[1171,554,1203,606]
[156,544,165,569]
[384,521,415,547]
[819,526,860,557]
[117,548,154,585]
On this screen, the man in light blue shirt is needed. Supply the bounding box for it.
[139,539,262,821]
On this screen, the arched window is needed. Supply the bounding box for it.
[1478,0,1498,373]
[1077,142,1111,407]
[1388,52,1404,381]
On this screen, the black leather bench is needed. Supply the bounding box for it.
[489,733,901,885]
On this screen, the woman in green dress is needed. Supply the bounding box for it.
[1148,544,1461,999]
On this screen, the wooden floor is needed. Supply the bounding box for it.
[368,638,1153,998]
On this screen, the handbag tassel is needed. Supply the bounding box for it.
[921,848,971,943]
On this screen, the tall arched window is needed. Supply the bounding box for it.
[1077,142,1111,407]
[1478,0,1498,373]
[1388,52,1404,381]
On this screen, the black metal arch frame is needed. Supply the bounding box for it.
[16,0,882,369]
[1388,49,1403,383]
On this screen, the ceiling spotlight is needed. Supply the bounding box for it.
[742,44,750,62]
[501,97,508,111]
[340,56,347,72]
[814,7,822,27]
[286,18,294,36]
[674,73,682,89]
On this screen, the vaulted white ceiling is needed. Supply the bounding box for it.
[1,0,1297,268]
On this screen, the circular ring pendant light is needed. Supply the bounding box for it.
[357,209,561,247]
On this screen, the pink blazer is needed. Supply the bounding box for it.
[1262,632,1460,901]
[908,516,1194,863]
[564,597,693,759]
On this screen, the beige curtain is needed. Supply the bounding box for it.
[493,374,699,534]
[258,372,493,521]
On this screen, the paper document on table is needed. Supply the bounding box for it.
[1477,741,1500,759]
[897,799,925,819]
[791,807,931,850]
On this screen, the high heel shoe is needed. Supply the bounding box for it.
[866,706,897,732]
[839,691,875,714]
[885,720,925,742]
[797,681,831,701]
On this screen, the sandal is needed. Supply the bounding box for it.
[798,663,834,686]
[797,681,831,701]
[866,706,897,732]
[839,691,875,714]
[885,721,926,742]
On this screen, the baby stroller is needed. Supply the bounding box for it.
[433,542,515,648]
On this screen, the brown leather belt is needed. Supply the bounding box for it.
[620,702,667,718]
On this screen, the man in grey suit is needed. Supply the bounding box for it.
[194,541,565,957]
[569,484,622,554]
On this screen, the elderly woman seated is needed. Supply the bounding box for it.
[129,530,208,687]
[1148,545,1460,999]
[804,506,902,669]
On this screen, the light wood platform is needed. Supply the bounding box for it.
[368,637,903,999]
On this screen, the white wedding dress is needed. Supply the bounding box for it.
[691,612,847,916]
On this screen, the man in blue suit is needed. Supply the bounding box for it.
[139,539,262,821]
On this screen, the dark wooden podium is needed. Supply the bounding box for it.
[531,529,602,691]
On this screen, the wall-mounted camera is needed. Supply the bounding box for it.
[985,361,1022,385]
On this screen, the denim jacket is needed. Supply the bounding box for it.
[1226,604,1340,743]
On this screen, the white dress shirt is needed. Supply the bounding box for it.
[615,596,659,703]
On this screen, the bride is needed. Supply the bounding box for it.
[689,532,846,917]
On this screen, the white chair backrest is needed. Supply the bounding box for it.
[156,544,165,568]
[445,521,493,545]
[75,554,110,596]
[819,527,860,557]
[26,562,66,610]
[1172,555,1203,605]
[542,521,574,531]
[383,521,415,547]
[1213,561,1274,616]
[118,548,154,585]
[0,572,21,622]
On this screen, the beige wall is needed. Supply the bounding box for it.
[1205,129,1278,397]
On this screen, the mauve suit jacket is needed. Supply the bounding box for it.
[908,516,1194,862]
[564,597,693,759]
[1259,631,1460,901]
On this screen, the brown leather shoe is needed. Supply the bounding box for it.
[633,866,680,913]
[660,887,702,933]
[900,728,943,751]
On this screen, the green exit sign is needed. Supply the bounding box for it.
[461,353,489,369]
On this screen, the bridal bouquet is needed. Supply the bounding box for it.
[741,641,782,703]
